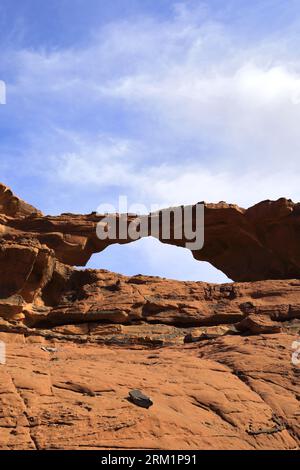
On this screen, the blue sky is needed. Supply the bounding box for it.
[1,0,300,282]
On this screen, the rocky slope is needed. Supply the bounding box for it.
[0,183,299,450]
[1,331,299,450]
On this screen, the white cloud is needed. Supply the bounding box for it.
[48,134,300,209]
[51,131,134,186]
[7,3,300,208]
[3,2,300,281]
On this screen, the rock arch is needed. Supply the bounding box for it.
[1,182,300,282]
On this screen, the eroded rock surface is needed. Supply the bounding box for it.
[0,331,299,450]
[0,183,299,450]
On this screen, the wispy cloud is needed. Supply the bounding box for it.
[2,1,300,280]
[3,2,300,210]
[51,131,134,186]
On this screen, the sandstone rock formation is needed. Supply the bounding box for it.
[0,183,299,450]
[1,330,299,450]
[1,183,300,282]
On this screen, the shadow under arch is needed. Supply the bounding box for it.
[85,236,232,283]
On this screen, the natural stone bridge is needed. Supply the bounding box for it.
[1,182,300,283]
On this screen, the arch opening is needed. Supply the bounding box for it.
[85,237,232,283]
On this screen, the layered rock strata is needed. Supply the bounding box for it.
[0,183,299,450]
